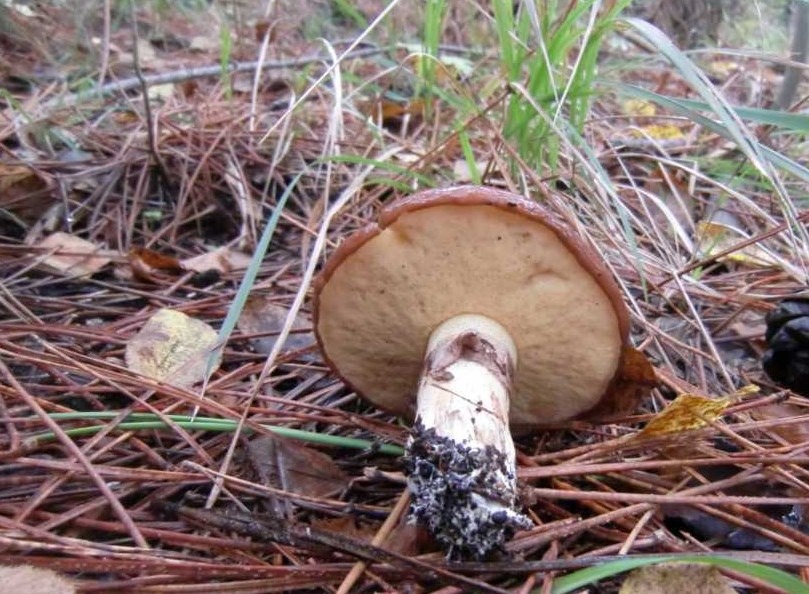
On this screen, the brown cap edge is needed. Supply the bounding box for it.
[313,185,639,422]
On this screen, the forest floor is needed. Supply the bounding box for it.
[1,1,808,592]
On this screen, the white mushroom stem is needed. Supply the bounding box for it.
[405,314,531,559]
[417,314,517,472]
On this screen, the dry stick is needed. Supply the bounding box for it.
[530,488,808,506]
[36,46,390,114]
[336,490,411,594]
[128,0,171,185]
[257,0,403,144]
[776,0,809,109]
[0,358,148,548]
[164,502,510,594]
[97,0,112,89]
[618,508,656,556]
[519,454,809,479]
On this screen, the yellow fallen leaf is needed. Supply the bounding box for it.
[696,220,780,267]
[707,60,741,77]
[631,124,686,140]
[35,232,111,277]
[639,394,730,438]
[148,83,175,101]
[125,309,220,388]
[620,562,736,594]
[0,565,75,593]
[623,98,657,117]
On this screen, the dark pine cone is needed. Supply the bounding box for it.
[762,297,809,396]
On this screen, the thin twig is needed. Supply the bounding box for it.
[336,490,411,594]
[0,359,148,548]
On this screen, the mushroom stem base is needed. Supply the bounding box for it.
[405,314,531,559]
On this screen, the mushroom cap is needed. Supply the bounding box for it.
[313,186,630,426]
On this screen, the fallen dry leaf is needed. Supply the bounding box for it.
[130,247,183,271]
[181,246,252,274]
[125,309,220,388]
[588,346,657,418]
[128,247,184,282]
[751,402,809,445]
[695,220,780,268]
[247,435,349,517]
[620,563,737,594]
[311,516,377,542]
[622,98,657,117]
[631,123,686,141]
[362,97,428,130]
[35,232,111,277]
[0,565,76,594]
[639,393,731,438]
[0,164,53,222]
[237,296,314,355]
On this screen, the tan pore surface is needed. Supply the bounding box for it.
[316,198,624,425]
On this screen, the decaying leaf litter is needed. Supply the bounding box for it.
[1,1,809,592]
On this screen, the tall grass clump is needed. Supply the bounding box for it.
[492,0,632,170]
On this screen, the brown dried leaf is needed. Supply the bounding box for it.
[311,516,377,542]
[696,220,780,268]
[248,435,349,516]
[35,232,111,277]
[128,247,183,282]
[0,164,52,221]
[237,296,314,355]
[125,309,220,388]
[0,565,76,593]
[589,347,657,418]
[181,246,252,274]
[130,247,183,271]
[362,97,427,129]
[639,394,730,438]
[751,402,809,445]
[254,20,278,43]
[620,563,737,594]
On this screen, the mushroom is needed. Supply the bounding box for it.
[313,186,631,558]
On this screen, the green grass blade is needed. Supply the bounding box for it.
[620,17,770,177]
[322,154,436,187]
[549,554,809,594]
[202,173,300,390]
[33,412,405,456]
[664,95,809,132]
[612,83,809,183]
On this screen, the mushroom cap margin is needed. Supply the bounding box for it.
[313,186,631,426]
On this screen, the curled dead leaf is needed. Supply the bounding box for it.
[247,435,349,517]
[237,296,314,355]
[0,565,76,594]
[125,309,220,388]
[128,247,183,282]
[181,246,252,275]
[588,346,657,418]
[35,232,111,277]
[620,563,737,594]
[639,394,731,438]
[0,164,53,222]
